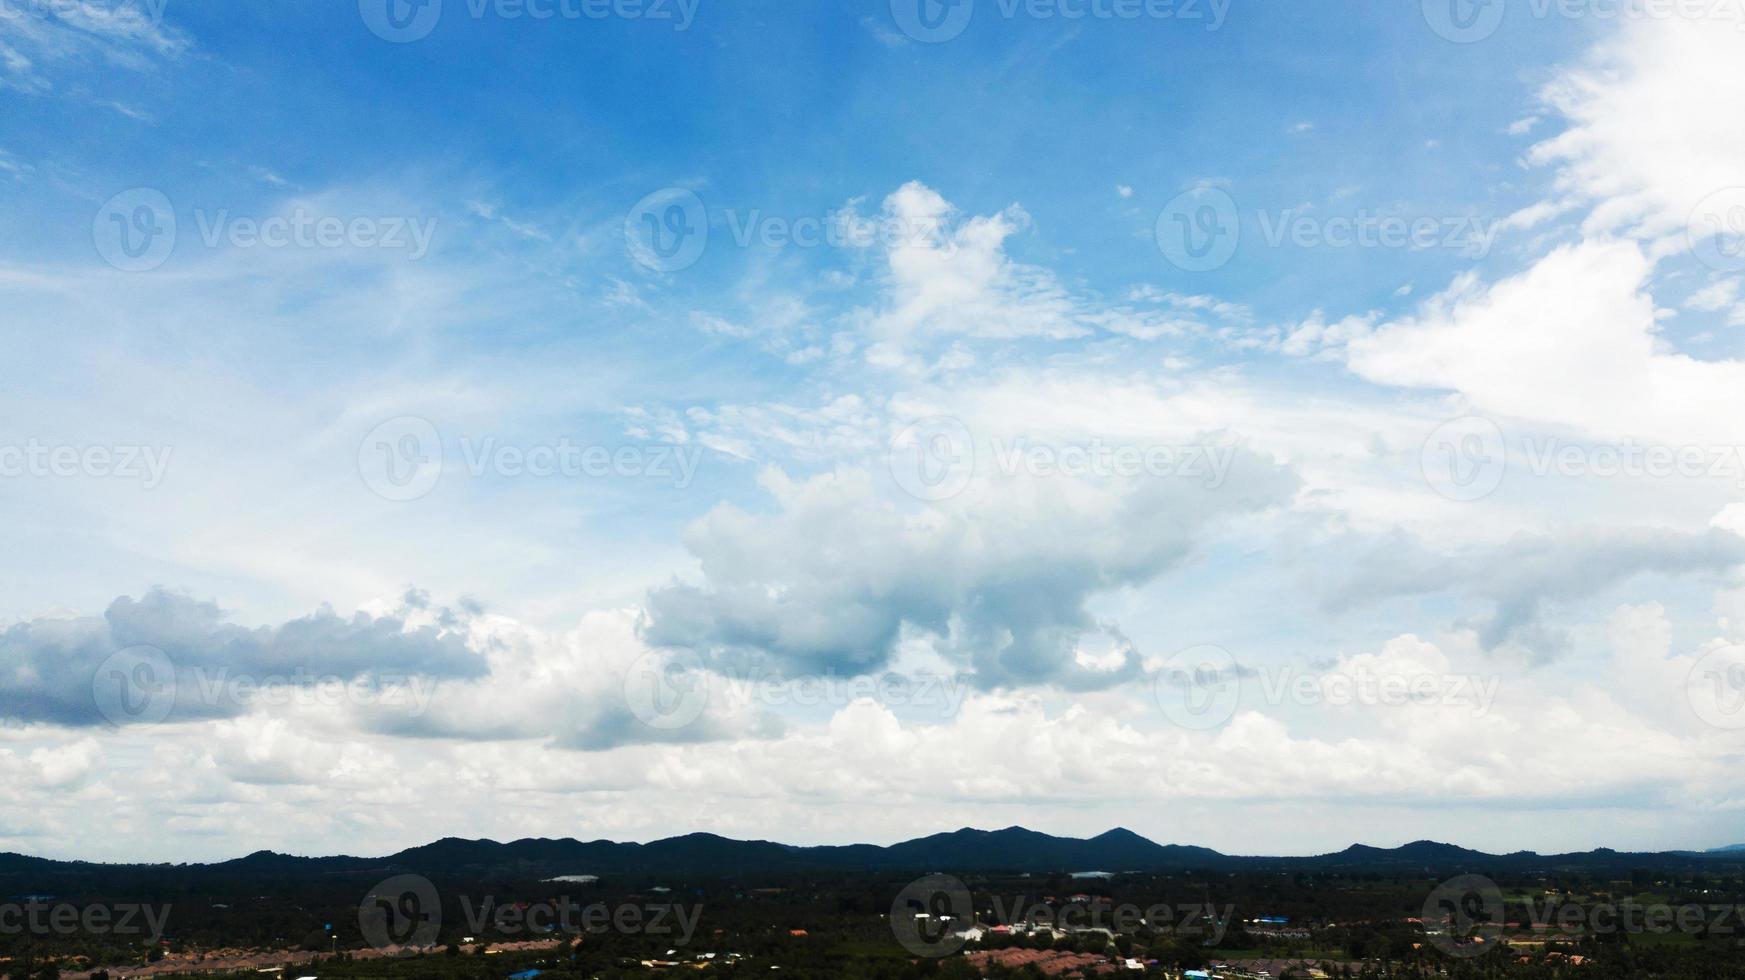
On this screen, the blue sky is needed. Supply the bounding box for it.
[2,0,1745,861]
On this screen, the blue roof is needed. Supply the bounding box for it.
[508,970,543,979]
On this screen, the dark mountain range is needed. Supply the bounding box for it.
[5,826,1744,882]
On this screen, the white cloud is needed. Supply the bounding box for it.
[8,10,1745,860]
[1347,239,1745,447]
[857,182,1231,368]
[1688,277,1740,312]
[1529,15,1745,243]
[6,610,1739,862]
[0,0,189,94]
[0,147,32,181]
[645,453,1297,689]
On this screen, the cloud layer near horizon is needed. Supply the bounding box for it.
[2,3,1744,862]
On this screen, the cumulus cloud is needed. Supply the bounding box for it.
[645,450,1298,690]
[1528,14,1745,243]
[0,737,100,789]
[1327,526,1745,658]
[1321,17,1745,455]
[1346,239,1745,448]
[0,587,486,727]
[853,182,1234,369]
[365,608,773,751]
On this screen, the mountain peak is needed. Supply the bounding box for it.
[1092,827,1147,841]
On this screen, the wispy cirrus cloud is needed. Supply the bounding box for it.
[0,0,188,94]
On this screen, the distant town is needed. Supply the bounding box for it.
[4,828,1743,979]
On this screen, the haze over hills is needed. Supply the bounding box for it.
[5,827,1744,879]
